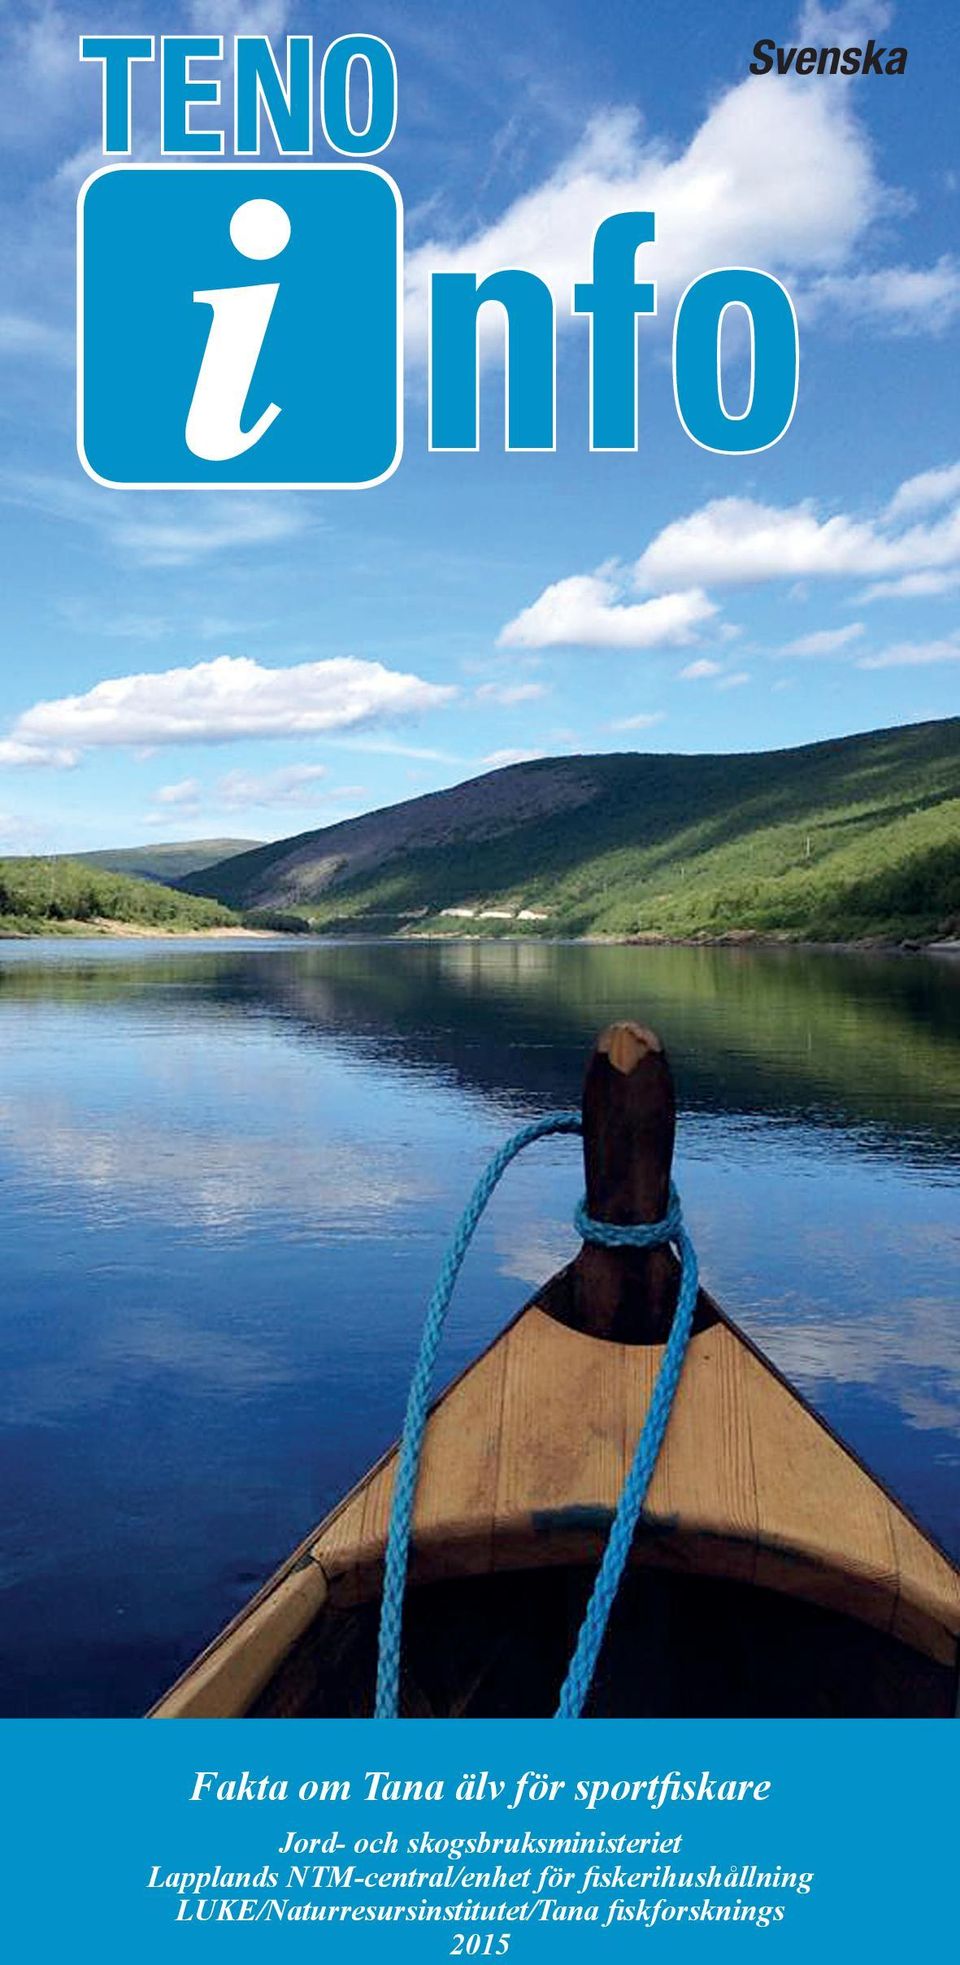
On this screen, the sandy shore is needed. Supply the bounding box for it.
[92,920,277,939]
[0,920,281,941]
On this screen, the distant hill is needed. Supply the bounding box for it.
[0,858,237,936]
[69,839,262,884]
[182,718,960,944]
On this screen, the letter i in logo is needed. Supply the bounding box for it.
[79,164,402,487]
[186,198,291,461]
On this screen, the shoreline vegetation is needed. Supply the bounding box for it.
[5,718,958,949]
[1,916,957,954]
[0,857,240,939]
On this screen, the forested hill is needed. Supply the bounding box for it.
[181,717,960,943]
[71,839,261,884]
[0,858,237,935]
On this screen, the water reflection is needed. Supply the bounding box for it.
[5,936,956,1161]
[0,937,957,1714]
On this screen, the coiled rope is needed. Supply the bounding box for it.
[374,1112,699,1720]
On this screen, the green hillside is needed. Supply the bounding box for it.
[69,838,262,884]
[0,858,238,936]
[183,718,960,944]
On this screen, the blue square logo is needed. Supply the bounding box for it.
[78,165,402,488]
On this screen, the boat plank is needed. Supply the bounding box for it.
[314,1326,513,1597]
[637,1323,759,1582]
[888,1504,960,1666]
[155,1560,329,1718]
[311,1472,377,1581]
[309,1304,959,1665]
[493,1308,627,1567]
[744,1339,899,1631]
[414,1330,509,1576]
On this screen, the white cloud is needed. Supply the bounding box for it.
[57,603,269,645]
[402,16,948,355]
[499,573,716,650]
[0,738,79,769]
[679,658,723,681]
[406,67,887,349]
[4,4,89,150]
[498,460,960,670]
[107,498,307,568]
[798,1,894,36]
[858,634,960,670]
[156,778,203,807]
[145,764,366,827]
[716,671,751,690]
[860,570,960,602]
[481,748,545,769]
[635,487,960,589]
[325,737,463,763]
[608,711,666,732]
[1,655,455,762]
[198,614,266,642]
[805,257,960,337]
[781,621,865,657]
[475,680,547,705]
[0,472,310,569]
[186,0,289,34]
[0,311,72,364]
[638,498,881,586]
[58,599,173,644]
[885,460,960,522]
[216,764,332,809]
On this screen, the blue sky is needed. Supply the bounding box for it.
[0,0,958,853]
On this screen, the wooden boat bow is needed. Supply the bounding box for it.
[153,1021,960,1719]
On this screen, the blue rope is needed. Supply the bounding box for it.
[555,1180,698,1717]
[373,1112,581,1719]
[373,1114,699,1720]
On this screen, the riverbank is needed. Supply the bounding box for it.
[397,925,960,954]
[2,916,957,953]
[0,918,278,940]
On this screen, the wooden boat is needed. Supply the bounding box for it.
[153,1022,960,1720]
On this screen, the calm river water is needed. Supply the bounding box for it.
[0,936,957,1714]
